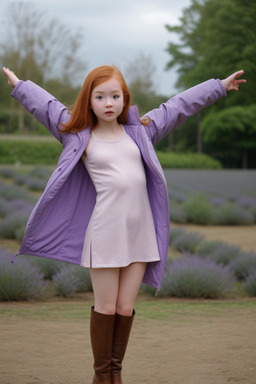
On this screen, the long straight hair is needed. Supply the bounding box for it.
[60,65,131,133]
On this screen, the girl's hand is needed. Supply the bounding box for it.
[221,70,246,92]
[2,67,20,87]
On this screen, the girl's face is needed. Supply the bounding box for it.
[90,77,125,126]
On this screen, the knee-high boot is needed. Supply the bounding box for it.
[90,306,116,384]
[111,310,135,384]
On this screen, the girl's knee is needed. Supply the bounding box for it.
[115,302,134,316]
[94,302,116,315]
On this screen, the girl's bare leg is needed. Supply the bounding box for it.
[90,267,120,314]
[90,262,147,314]
[116,262,147,315]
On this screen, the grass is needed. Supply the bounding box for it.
[0,294,255,321]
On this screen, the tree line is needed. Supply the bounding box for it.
[0,0,255,168]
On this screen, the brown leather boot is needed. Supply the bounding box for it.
[90,306,116,384]
[111,310,135,384]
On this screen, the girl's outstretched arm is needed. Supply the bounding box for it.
[221,70,246,92]
[2,67,69,143]
[2,67,20,87]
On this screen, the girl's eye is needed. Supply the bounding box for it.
[96,96,103,100]
[113,95,120,99]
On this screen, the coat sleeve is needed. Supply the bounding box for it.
[142,79,227,145]
[11,80,70,144]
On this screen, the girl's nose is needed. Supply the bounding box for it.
[105,98,113,107]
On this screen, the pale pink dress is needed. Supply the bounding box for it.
[81,126,160,268]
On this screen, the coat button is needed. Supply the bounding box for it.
[73,149,77,152]
[58,168,62,172]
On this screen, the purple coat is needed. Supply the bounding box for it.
[12,79,226,289]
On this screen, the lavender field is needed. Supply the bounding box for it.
[1,167,256,299]
[164,169,256,226]
[164,169,256,197]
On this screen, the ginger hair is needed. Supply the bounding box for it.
[60,65,131,133]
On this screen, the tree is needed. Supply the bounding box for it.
[0,1,86,132]
[124,52,167,141]
[165,0,256,105]
[165,0,256,163]
[201,105,256,168]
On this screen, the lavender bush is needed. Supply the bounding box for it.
[0,211,29,238]
[212,203,254,225]
[169,227,186,244]
[20,255,63,280]
[170,205,187,224]
[0,197,14,217]
[29,167,52,180]
[182,194,213,225]
[208,244,242,266]
[236,196,256,209]
[172,231,203,253]
[243,271,256,296]
[0,248,45,301]
[160,254,234,298]
[229,252,256,280]
[53,265,92,297]
[195,240,225,256]
[0,185,30,201]
[0,168,16,179]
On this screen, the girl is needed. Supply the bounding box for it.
[2,65,245,384]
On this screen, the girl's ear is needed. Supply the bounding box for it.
[140,116,151,126]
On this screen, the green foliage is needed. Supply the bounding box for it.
[213,203,255,225]
[156,151,222,169]
[165,0,256,167]
[0,139,62,164]
[166,0,256,106]
[201,105,256,168]
[182,193,213,224]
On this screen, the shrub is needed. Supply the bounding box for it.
[0,212,29,239]
[236,196,256,209]
[0,197,14,217]
[25,177,47,191]
[170,205,187,224]
[160,254,233,298]
[156,151,222,169]
[209,196,226,207]
[19,255,63,280]
[0,185,29,201]
[172,231,203,253]
[0,140,62,165]
[229,253,256,281]
[53,265,92,297]
[243,271,256,296]
[0,249,45,301]
[13,174,46,191]
[250,206,256,222]
[29,167,52,180]
[213,203,254,225]
[169,189,187,203]
[208,244,242,266]
[182,193,213,225]
[195,240,225,256]
[0,168,16,179]
[53,266,80,297]
[169,227,186,244]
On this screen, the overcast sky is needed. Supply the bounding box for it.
[0,0,192,96]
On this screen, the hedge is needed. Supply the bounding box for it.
[0,139,62,165]
[156,151,222,169]
[0,137,222,169]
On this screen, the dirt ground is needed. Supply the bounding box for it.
[1,225,256,384]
